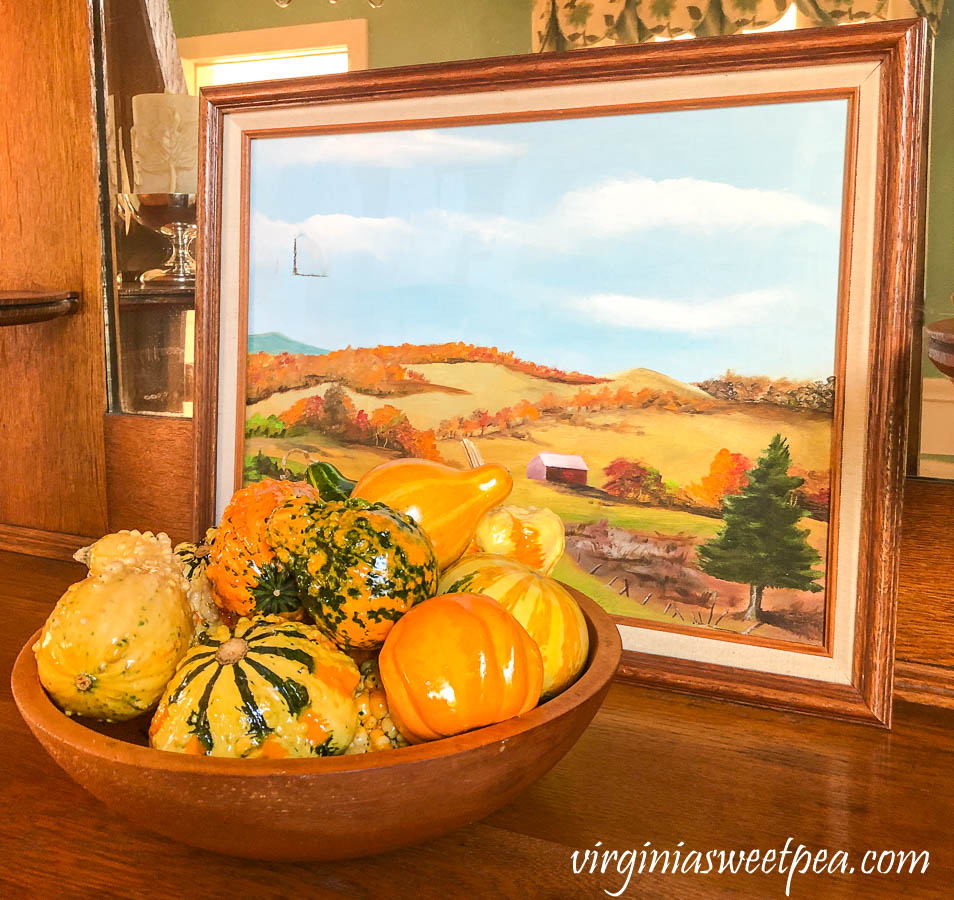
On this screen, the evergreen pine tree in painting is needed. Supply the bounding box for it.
[696,434,824,621]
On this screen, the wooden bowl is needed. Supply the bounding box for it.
[11,589,621,861]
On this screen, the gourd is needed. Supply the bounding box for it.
[174,529,216,580]
[345,659,408,754]
[304,460,357,501]
[352,458,513,571]
[76,529,179,576]
[149,616,360,758]
[439,554,588,699]
[267,497,439,649]
[174,529,221,627]
[378,592,543,743]
[205,478,319,619]
[473,505,565,575]
[35,531,195,721]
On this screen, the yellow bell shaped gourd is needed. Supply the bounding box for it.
[352,457,513,571]
[474,505,565,575]
[439,554,589,700]
[34,531,196,722]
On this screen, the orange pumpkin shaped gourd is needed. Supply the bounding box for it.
[205,478,319,619]
[352,458,512,571]
[378,592,543,743]
[439,554,589,700]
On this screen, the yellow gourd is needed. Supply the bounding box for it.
[35,531,195,721]
[474,505,565,575]
[76,529,180,577]
[352,458,513,570]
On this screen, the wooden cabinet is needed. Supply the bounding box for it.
[0,0,108,552]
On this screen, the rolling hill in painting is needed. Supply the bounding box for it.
[243,343,834,650]
[247,332,328,356]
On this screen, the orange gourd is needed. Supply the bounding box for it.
[205,478,319,618]
[439,555,589,700]
[352,459,513,571]
[378,592,543,743]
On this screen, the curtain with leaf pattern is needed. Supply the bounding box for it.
[532,0,944,51]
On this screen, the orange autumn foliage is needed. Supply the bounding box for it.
[790,466,832,520]
[278,387,443,462]
[436,385,716,441]
[687,448,753,509]
[246,342,605,404]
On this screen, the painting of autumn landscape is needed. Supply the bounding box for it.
[243,98,849,649]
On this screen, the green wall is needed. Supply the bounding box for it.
[170,1,953,378]
[923,11,954,379]
[168,0,533,69]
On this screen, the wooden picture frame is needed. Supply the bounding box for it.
[194,20,929,726]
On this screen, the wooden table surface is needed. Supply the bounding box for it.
[3,551,952,899]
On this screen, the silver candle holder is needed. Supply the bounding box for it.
[120,192,197,286]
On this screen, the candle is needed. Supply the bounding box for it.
[129,93,198,194]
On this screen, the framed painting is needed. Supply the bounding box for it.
[194,20,928,726]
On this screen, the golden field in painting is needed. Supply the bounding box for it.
[244,350,834,648]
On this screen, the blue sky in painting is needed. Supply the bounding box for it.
[247,100,847,382]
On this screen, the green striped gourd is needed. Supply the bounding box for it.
[149,616,359,758]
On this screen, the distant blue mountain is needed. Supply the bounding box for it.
[248,332,329,356]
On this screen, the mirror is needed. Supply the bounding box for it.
[97,0,375,417]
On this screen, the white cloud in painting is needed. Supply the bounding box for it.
[415,177,838,254]
[250,173,837,275]
[567,289,789,334]
[552,176,838,235]
[251,211,413,269]
[429,210,527,245]
[258,130,525,167]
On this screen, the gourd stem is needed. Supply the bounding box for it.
[75,673,93,691]
[215,637,249,665]
[73,545,93,567]
[281,447,314,475]
[460,438,484,470]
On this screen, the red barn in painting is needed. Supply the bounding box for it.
[527,453,588,486]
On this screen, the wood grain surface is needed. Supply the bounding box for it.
[3,550,954,899]
[897,478,954,668]
[103,413,195,544]
[894,660,954,710]
[0,0,109,543]
[893,477,954,706]
[0,291,80,326]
